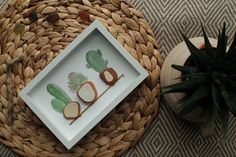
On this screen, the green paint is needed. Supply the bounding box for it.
[86,49,108,73]
[68,72,87,93]
[47,83,72,104]
[51,99,66,113]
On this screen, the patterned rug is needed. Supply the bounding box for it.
[1,0,236,156]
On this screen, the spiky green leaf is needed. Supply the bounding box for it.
[219,106,229,138]
[161,86,196,95]
[214,24,227,70]
[216,80,236,116]
[181,33,210,71]
[202,27,215,58]
[171,64,198,74]
[174,86,210,115]
[162,24,236,134]
[162,79,204,90]
[203,83,220,127]
[182,72,210,80]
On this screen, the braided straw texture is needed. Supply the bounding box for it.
[0,0,162,156]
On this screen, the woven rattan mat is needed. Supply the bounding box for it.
[0,0,161,156]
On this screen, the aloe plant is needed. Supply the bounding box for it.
[162,24,236,136]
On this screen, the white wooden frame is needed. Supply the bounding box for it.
[19,20,148,149]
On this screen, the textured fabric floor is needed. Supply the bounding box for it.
[124,1,236,156]
[1,0,236,156]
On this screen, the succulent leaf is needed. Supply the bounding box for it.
[175,86,209,115]
[203,83,220,127]
[202,27,215,58]
[181,33,210,71]
[86,49,108,73]
[161,81,198,94]
[162,80,201,89]
[172,64,198,74]
[214,28,226,68]
[219,105,229,138]
[216,80,236,116]
[183,73,210,81]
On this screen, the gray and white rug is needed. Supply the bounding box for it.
[125,1,236,157]
[1,0,236,156]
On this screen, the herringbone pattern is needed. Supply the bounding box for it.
[1,0,236,157]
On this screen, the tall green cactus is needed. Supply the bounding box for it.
[47,83,72,113]
[47,84,72,104]
[86,49,108,73]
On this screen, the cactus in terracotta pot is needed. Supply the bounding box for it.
[67,72,97,103]
[47,83,80,119]
[86,49,118,85]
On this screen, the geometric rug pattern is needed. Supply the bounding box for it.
[124,0,236,157]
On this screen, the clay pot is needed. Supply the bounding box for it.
[63,102,80,119]
[160,37,218,122]
[99,67,118,85]
[77,81,97,103]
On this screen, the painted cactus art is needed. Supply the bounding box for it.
[86,49,118,85]
[68,72,97,103]
[47,84,80,119]
[46,49,123,124]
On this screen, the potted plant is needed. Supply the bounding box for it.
[47,83,81,119]
[160,24,236,136]
[67,72,98,103]
[86,49,118,85]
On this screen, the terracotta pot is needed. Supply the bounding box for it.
[99,67,118,85]
[77,81,97,103]
[160,37,218,122]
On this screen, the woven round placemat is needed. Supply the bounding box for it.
[0,0,162,156]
